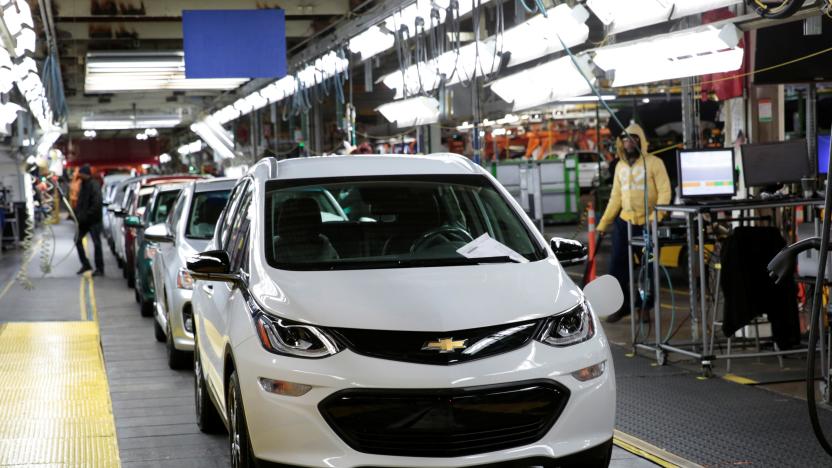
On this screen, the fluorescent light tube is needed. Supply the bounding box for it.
[377,96,440,128]
[490,55,596,111]
[81,117,181,130]
[586,0,742,35]
[191,121,237,160]
[593,24,744,87]
[502,4,590,67]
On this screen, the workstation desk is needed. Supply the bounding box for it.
[628,197,828,389]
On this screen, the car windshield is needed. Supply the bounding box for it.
[265,175,545,270]
[186,190,231,239]
[148,190,180,225]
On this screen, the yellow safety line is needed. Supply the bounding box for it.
[89,274,99,324]
[722,373,759,385]
[614,429,702,468]
[80,275,88,321]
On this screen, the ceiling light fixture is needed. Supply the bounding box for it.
[84,52,248,93]
[586,0,741,35]
[490,55,596,111]
[376,96,440,128]
[592,24,744,87]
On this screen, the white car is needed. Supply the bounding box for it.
[101,173,130,242]
[145,178,235,369]
[188,155,622,468]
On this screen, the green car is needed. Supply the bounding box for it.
[126,183,184,316]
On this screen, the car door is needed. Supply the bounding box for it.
[155,189,187,316]
[197,179,250,394]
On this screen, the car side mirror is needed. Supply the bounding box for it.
[144,223,174,243]
[583,275,624,318]
[187,250,240,284]
[550,237,587,266]
[124,215,143,228]
[112,208,126,217]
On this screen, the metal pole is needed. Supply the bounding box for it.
[698,213,708,361]
[653,213,661,351]
[808,83,818,175]
[687,213,699,344]
[628,222,637,347]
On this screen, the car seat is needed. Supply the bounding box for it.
[273,198,339,263]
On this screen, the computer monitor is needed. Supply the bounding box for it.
[819,134,830,175]
[741,139,811,187]
[677,148,736,199]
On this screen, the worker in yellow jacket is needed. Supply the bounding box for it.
[597,123,672,323]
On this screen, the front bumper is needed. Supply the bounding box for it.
[165,287,194,351]
[234,326,615,468]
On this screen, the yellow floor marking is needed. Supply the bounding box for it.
[79,275,88,321]
[89,275,99,324]
[0,322,120,467]
[722,373,759,385]
[614,429,702,468]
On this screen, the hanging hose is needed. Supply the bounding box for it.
[15,207,35,291]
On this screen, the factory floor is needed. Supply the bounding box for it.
[0,221,661,467]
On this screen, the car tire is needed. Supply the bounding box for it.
[228,370,256,468]
[167,323,190,370]
[116,256,123,269]
[126,268,135,288]
[134,287,141,304]
[194,338,223,434]
[154,318,165,342]
[140,298,154,317]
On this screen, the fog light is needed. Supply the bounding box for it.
[572,361,606,382]
[258,378,312,397]
[182,304,194,333]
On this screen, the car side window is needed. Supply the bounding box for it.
[227,187,253,275]
[220,180,250,250]
[168,191,187,237]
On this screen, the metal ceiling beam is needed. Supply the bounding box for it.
[56,20,316,40]
[51,0,350,18]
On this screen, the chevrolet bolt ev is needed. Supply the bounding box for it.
[145,178,235,369]
[188,155,623,468]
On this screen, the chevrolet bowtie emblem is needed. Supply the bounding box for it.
[423,337,468,353]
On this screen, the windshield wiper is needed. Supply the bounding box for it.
[315,256,523,270]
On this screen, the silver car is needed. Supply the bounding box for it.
[146,177,235,369]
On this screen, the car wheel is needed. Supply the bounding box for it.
[134,287,141,304]
[167,323,190,369]
[140,298,154,317]
[153,318,165,342]
[228,370,256,468]
[117,256,123,269]
[194,338,223,433]
[126,268,135,288]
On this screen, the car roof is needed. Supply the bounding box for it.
[261,154,482,181]
[194,177,236,193]
[153,183,186,193]
[141,175,202,187]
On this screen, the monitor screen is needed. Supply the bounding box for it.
[819,135,830,175]
[741,140,811,187]
[677,149,735,198]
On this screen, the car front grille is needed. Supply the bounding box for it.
[328,319,542,365]
[318,380,568,458]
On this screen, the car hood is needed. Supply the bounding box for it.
[251,258,582,331]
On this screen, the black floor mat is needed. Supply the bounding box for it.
[613,345,832,467]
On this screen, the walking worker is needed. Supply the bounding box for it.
[596,123,672,323]
[74,164,104,276]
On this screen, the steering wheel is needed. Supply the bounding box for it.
[410,226,474,253]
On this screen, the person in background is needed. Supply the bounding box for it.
[596,123,672,323]
[74,164,104,276]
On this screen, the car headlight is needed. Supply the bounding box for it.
[176,268,194,290]
[254,312,343,359]
[536,300,595,347]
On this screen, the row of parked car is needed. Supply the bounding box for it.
[100,154,623,468]
[103,174,234,367]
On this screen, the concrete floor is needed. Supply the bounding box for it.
[0,222,660,467]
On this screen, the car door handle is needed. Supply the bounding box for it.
[202,284,214,296]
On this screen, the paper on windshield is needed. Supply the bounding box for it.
[457,234,529,263]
